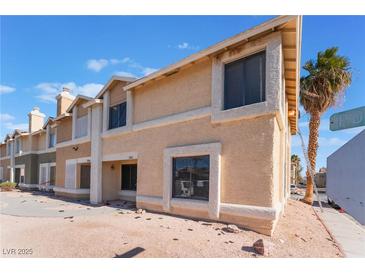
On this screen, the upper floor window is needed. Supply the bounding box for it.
[75,115,88,138]
[15,139,20,154]
[109,102,126,130]
[49,132,56,148]
[6,143,11,156]
[224,51,266,110]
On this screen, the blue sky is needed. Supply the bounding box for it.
[1,16,364,171]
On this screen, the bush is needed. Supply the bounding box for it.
[0,181,17,191]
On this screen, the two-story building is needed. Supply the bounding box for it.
[79,15,302,235]
[0,107,57,189]
[1,15,302,235]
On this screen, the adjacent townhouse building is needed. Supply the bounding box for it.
[0,107,57,189]
[0,15,302,235]
[52,89,94,199]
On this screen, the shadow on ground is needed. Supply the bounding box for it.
[114,247,146,258]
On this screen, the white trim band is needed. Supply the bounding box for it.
[55,136,90,148]
[102,152,138,162]
[53,186,90,195]
[220,202,283,221]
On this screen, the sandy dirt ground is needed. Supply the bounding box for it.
[0,191,342,258]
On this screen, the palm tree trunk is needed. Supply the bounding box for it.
[302,111,321,205]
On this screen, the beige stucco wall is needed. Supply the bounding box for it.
[133,59,212,124]
[103,115,277,207]
[56,117,72,143]
[110,82,128,106]
[0,158,10,181]
[0,144,6,157]
[55,142,91,187]
[102,159,137,201]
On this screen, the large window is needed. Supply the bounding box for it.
[109,102,127,130]
[172,155,210,201]
[224,51,266,110]
[121,164,137,191]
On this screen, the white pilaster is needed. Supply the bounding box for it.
[72,105,78,140]
[90,103,103,204]
[87,108,92,138]
[102,90,110,132]
[46,125,50,149]
[9,140,15,182]
[126,90,133,129]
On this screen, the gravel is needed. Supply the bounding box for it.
[0,192,342,258]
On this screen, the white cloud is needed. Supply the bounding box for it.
[0,113,15,122]
[4,122,28,131]
[142,67,158,76]
[115,71,137,78]
[87,59,109,72]
[176,42,199,50]
[0,85,15,94]
[35,82,103,103]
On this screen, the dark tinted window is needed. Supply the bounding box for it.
[224,51,266,110]
[172,155,209,201]
[121,164,137,191]
[109,102,127,129]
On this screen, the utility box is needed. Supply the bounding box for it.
[327,129,365,225]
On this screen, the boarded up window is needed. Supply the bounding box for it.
[50,166,56,185]
[80,164,90,189]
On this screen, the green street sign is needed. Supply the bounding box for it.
[330,106,365,131]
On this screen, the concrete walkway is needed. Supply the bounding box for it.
[314,206,365,257]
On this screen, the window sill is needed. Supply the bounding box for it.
[170,198,209,212]
[56,136,90,148]
[101,125,131,139]
[211,101,276,124]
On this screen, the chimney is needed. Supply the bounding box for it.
[28,107,46,133]
[56,87,75,116]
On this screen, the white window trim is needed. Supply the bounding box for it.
[14,164,25,184]
[163,142,221,219]
[65,157,91,190]
[39,162,56,190]
[211,33,282,124]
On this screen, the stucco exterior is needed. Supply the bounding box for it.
[55,142,91,188]
[133,59,212,124]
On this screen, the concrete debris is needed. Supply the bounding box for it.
[223,224,240,233]
[253,239,265,255]
[136,208,145,214]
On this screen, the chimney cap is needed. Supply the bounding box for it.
[62,87,71,93]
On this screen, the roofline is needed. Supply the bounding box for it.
[65,95,93,113]
[96,75,137,99]
[123,15,299,91]
[54,113,72,121]
[82,99,103,108]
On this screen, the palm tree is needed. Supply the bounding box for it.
[300,47,352,205]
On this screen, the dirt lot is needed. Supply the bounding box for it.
[0,191,342,258]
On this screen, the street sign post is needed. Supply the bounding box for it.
[330,106,365,131]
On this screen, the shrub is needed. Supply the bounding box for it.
[0,181,17,191]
